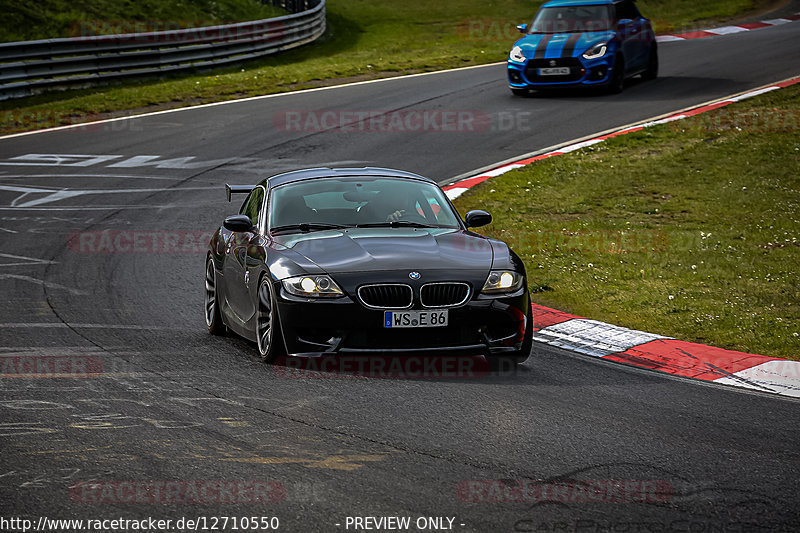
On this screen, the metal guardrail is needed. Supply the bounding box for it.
[0,0,325,100]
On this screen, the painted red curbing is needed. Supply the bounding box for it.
[604,339,776,381]
[530,303,580,332]
[658,13,799,41]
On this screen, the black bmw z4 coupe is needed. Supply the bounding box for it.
[205,167,533,368]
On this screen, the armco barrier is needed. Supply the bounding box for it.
[0,0,326,100]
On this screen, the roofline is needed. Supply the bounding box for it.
[542,0,618,7]
[262,167,436,188]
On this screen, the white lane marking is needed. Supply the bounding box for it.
[107,155,233,169]
[0,155,122,167]
[0,173,181,181]
[0,154,231,170]
[0,156,369,173]
[714,360,800,398]
[0,227,17,234]
[13,190,87,208]
[0,253,55,267]
[0,185,218,208]
[0,274,87,295]
[535,319,669,357]
[557,138,604,153]
[0,205,185,211]
[727,86,780,101]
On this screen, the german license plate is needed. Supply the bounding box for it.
[539,67,570,76]
[384,310,448,328]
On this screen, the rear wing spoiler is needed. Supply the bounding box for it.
[225,184,255,202]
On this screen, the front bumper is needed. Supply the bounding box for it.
[508,54,613,88]
[273,282,530,357]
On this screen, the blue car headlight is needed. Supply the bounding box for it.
[509,46,526,63]
[282,275,344,298]
[582,42,608,60]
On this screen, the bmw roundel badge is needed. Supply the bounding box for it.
[409,271,421,280]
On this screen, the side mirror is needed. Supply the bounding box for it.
[617,18,632,31]
[223,214,255,232]
[516,24,527,33]
[465,210,492,228]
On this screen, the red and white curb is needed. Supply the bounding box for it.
[442,77,800,398]
[532,305,800,398]
[657,13,800,42]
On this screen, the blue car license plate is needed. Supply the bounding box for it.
[384,310,448,328]
[538,67,570,76]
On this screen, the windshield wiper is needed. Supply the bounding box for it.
[356,221,439,229]
[270,223,353,234]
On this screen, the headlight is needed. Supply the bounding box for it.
[582,42,608,60]
[481,270,524,294]
[509,46,526,62]
[282,275,344,298]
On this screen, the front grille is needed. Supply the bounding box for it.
[420,283,471,308]
[525,57,584,82]
[358,284,413,309]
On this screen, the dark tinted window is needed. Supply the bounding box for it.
[239,187,264,227]
[530,5,612,33]
[270,177,461,228]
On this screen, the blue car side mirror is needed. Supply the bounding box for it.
[516,24,527,33]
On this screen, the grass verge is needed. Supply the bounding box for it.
[0,0,775,135]
[452,83,800,360]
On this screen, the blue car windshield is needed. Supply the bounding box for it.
[530,5,612,33]
[269,177,462,230]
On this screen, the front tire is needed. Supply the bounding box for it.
[256,276,286,363]
[205,256,226,335]
[607,55,625,94]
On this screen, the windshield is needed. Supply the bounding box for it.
[529,5,612,33]
[269,177,462,231]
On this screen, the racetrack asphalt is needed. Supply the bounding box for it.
[0,20,799,532]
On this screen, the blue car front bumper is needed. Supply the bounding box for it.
[508,53,615,88]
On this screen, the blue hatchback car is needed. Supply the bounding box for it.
[507,0,657,94]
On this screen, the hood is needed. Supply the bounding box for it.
[515,31,614,59]
[272,227,494,274]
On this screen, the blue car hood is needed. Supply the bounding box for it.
[514,31,614,59]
